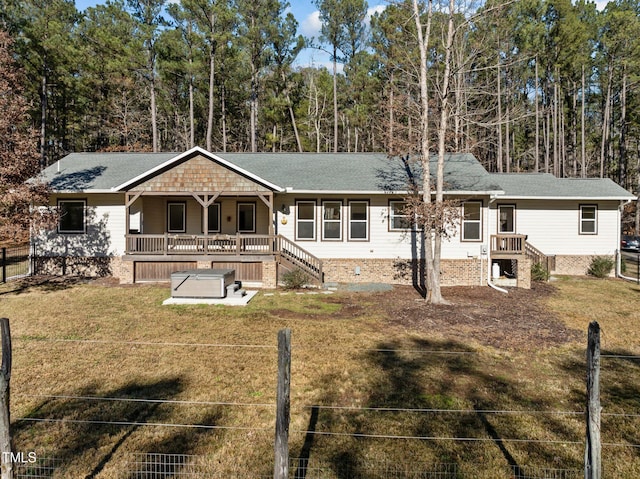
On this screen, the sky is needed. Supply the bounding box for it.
[72,0,387,70]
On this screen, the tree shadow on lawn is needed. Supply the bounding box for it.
[300,337,583,478]
[0,275,90,296]
[12,377,224,478]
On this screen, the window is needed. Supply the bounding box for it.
[462,201,482,241]
[238,203,256,233]
[296,201,316,240]
[498,205,515,234]
[58,199,86,233]
[167,202,186,233]
[389,201,411,231]
[349,201,368,241]
[207,204,221,233]
[580,205,597,234]
[322,201,342,240]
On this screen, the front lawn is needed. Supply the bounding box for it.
[0,276,639,478]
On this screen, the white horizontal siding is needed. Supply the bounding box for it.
[275,195,487,260]
[491,199,621,256]
[34,193,126,257]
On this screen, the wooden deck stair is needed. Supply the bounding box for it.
[524,241,555,273]
[274,235,323,286]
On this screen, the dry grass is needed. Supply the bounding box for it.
[0,276,639,477]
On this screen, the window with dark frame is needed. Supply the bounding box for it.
[389,200,411,230]
[296,201,316,240]
[349,201,368,241]
[322,201,342,240]
[462,201,482,241]
[207,203,221,233]
[58,199,86,233]
[580,205,597,234]
[167,202,186,233]
[237,203,256,233]
[498,205,515,234]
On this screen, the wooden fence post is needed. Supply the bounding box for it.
[585,321,601,479]
[0,318,13,479]
[1,248,6,283]
[274,328,291,479]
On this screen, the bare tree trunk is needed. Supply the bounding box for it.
[431,0,455,305]
[332,45,338,153]
[150,77,159,152]
[189,57,195,149]
[221,84,227,153]
[496,54,502,173]
[581,65,586,178]
[545,106,550,173]
[250,65,258,153]
[505,102,510,173]
[535,57,539,173]
[553,74,558,177]
[600,67,612,178]
[206,48,215,151]
[572,81,577,177]
[412,0,436,302]
[388,73,394,152]
[40,73,47,169]
[619,71,627,187]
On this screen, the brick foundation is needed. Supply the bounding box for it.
[35,253,585,289]
[262,261,277,289]
[322,258,486,287]
[554,255,614,277]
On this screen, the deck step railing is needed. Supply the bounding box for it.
[275,235,323,284]
[490,235,555,273]
[525,241,556,273]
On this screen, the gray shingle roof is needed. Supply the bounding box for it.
[490,173,634,199]
[39,149,502,194]
[40,152,177,192]
[37,148,634,200]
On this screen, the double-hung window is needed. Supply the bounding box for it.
[296,201,316,240]
[322,201,342,240]
[348,201,368,241]
[462,201,482,241]
[389,201,411,231]
[58,199,86,234]
[580,205,597,234]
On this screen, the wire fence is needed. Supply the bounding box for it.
[0,244,32,282]
[11,452,583,479]
[14,456,60,478]
[7,328,637,478]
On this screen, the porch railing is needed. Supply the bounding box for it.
[126,234,275,256]
[491,234,555,273]
[125,233,324,283]
[490,234,527,255]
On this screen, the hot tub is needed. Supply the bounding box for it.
[170,269,236,299]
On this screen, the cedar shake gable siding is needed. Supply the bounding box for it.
[128,154,271,194]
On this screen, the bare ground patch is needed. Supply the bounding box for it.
[361,283,581,349]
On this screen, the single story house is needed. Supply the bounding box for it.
[33,146,634,289]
